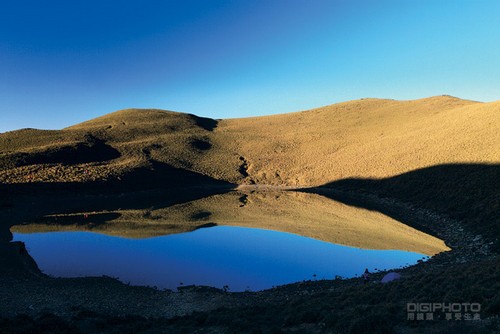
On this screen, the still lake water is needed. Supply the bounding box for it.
[13,226,426,291]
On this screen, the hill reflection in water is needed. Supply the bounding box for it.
[11,190,450,256]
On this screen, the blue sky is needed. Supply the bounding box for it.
[1,0,499,132]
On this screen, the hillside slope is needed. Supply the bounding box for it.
[0,110,219,185]
[208,96,498,185]
[0,96,498,187]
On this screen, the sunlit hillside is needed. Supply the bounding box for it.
[1,96,498,187]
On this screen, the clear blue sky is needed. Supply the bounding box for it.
[1,0,499,132]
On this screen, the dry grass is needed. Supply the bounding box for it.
[207,96,499,185]
[1,95,498,187]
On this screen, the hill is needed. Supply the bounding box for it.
[0,95,498,187]
[209,96,498,185]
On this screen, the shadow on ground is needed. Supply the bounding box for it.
[304,163,500,252]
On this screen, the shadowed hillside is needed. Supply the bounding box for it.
[0,134,120,170]
[308,163,500,251]
[0,109,220,185]
[1,96,498,187]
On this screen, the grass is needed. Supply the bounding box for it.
[1,96,498,187]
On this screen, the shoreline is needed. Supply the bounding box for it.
[1,186,495,323]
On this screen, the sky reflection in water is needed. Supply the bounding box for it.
[13,226,426,291]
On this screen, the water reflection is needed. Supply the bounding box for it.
[11,190,449,256]
[13,226,427,291]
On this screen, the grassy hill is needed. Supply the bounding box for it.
[211,96,498,185]
[0,110,220,185]
[1,95,498,187]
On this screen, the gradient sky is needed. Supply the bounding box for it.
[1,0,499,132]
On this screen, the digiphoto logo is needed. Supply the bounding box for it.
[407,303,481,321]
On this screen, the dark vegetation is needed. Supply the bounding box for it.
[188,114,218,132]
[1,160,233,196]
[317,164,500,252]
[0,257,498,333]
[163,257,500,333]
[190,138,212,151]
[0,135,120,170]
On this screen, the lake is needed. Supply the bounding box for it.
[13,226,428,291]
